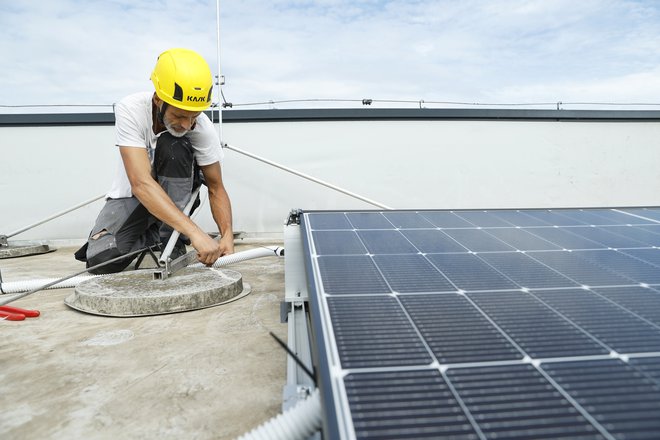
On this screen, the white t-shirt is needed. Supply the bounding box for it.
[107,91,223,199]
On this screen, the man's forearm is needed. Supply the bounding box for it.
[208,186,233,238]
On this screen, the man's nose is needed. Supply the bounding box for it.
[181,118,194,130]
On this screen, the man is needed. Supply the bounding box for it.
[75,48,234,274]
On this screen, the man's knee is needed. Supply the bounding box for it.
[85,230,134,274]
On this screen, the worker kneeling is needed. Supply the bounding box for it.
[75,48,234,274]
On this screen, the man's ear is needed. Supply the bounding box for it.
[153,93,162,106]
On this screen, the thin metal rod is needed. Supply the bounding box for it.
[224,143,393,210]
[269,331,316,384]
[0,244,159,306]
[159,186,202,264]
[215,0,223,142]
[6,193,106,239]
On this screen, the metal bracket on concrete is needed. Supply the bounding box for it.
[0,235,8,246]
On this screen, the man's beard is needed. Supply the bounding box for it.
[164,119,188,137]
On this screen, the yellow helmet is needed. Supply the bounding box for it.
[150,48,213,111]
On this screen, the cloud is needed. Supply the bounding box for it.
[2,0,660,111]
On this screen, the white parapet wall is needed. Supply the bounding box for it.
[2,109,660,242]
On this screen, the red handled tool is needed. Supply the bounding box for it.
[0,305,40,321]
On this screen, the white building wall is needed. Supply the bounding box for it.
[2,118,659,242]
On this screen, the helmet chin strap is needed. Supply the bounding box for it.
[157,101,169,125]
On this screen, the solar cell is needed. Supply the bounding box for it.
[400,229,468,253]
[467,291,608,358]
[531,289,660,353]
[477,252,578,289]
[542,360,660,438]
[526,250,634,287]
[600,225,660,246]
[577,249,660,284]
[489,210,552,227]
[447,364,607,439]
[419,211,474,228]
[356,230,418,254]
[400,294,523,363]
[307,212,352,230]
[312,230,367,255]
[317,255,390,295]
[425,253,519,291]
[522,227,605,250]
[621,207,660,222]
[564,226,648,248]
[327,296,432,368]
[346,212,393,229]
[381,211,435,229]
[372,254,455,293]
[344,370,480,439]
[454,211,513,227]
[482,228,562,251]
[441,229,516,252]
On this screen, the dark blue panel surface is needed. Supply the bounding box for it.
[346,212,393,229]
[401,229,468,253]
[373,254,455,293]
[566,226,647,248]
[442,229,516,252]
[490,210,552,226]
[426,253,519,291]
[419,211,475,228]
[620,208,660,223]
[400,294,523,363]
[356,230,418,254]
[521,210,591,226]
[327,296,432,368]
[590,286,660,327]
[532,289,660,353]
[523,227,605,250]
[382,212,435,228]
[454,211,513,227]
[468,291,608,358]
[577,250,660,284]
[555,209,645,225]
[619,248,660,269]
[484,228,562,251]
[478,253,578,289]
[628,357,660,382]
[307,212,353,230]
[526,251,634,287]
[317,255,390,295]
[312,230,367,255]
[600,226,660,247]
[542,359,660,439]
[302,209,660,440]
[447,364,606,439]
[344,370,480,440]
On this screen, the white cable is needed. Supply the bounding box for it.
[236,389,322,440]
[189,246,284,269]
[0,275,101,294]
[1,247,283,294]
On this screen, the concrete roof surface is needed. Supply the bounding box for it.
[0,242,286,440]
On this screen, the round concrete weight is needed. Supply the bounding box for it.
[65,267,250,317]
[0,244,52,259]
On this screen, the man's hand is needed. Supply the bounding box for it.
[190,231,224,266]
[218,234,235,257]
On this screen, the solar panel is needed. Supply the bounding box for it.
[300,208,660,439]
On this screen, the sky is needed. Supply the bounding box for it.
[2,0,660,112]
